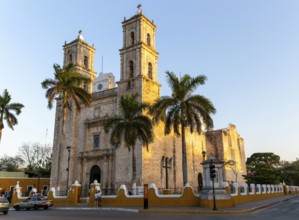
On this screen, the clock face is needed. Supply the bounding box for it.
[97,83,103,91]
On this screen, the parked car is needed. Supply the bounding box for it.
[13,195,53,211]
[0,197,10,215]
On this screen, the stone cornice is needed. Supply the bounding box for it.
[122,13,156,29]
[84,117,106,127]
[119,42,159,56]
[92,88,118,100]
[78,148,114,160]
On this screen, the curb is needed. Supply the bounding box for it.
[139,196,299,215]
[54,207,139,213]
[9,207,139,213]
[138,203,277,215]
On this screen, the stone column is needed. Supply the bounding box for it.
[67,181,81,206]
[89,180,101,206]
[200,156,231,201]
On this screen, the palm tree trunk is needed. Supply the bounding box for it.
[0,129,2,143]
[57,106,67,189]
[131,145,137,191]
[0,119,3,143]
[181,122,188,186]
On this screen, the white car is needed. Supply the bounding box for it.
[13,196,53,211]
[0,198,9,215]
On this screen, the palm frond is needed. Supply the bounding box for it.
[0,89,24,138]
[42,63,92,112]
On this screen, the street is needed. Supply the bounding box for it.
[1,197,299,220]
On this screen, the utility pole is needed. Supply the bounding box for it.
[66,146,71,193]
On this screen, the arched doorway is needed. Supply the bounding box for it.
[89,165,101,186]
[198,172,203,191]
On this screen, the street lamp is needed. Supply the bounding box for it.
[37,174,40,193]
[202,151,206,161]
[66,146,71,192]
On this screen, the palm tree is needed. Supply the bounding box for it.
[41,63,92,187]
[104,94,154,189]
[0,89,24,142]
[149,71,216,185]
[41,63,91,112]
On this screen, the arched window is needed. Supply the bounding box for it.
[148,62,152,79]
[129,61,134,78]
[84,56,88,69]
[147,33,151,46]
[93,133,101,148]
[130,32,135,45]
[68,54,73,63]
[83,82,89,92]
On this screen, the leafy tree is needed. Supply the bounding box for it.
[0,155,24,171]
[224,160,243,183]
[244,152,281,184]
[0,89,24,142]
[41,63,91,179]
[18,143,52,177]
[104,94,154,188]
[41,63,92,112]
[149,71,216,185]
[280,159,299,185]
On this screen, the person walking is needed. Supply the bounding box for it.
[94,190,102,207]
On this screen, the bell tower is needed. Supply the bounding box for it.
[63,31,97,93]
[118,5,160,103]
[51,31,97,189]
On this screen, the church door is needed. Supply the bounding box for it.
[198,173,203,191]
[89,165,101,186]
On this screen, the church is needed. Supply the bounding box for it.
[50,6,247,194]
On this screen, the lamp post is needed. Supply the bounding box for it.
[202,151,206,161]
[66,146,71,192]
[37,174,40,193]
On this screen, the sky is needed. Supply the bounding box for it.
[0,0,298,162]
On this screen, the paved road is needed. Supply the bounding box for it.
[2,197,299,220]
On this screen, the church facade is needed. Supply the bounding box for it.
[50,8,247,193]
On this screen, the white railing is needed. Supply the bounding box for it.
[225,182,298,197]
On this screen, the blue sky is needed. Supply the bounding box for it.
[0,0,298,162]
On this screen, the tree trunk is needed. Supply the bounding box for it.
[57,106,67,189]
[131,145,137,190]
[0,120,3,143]
[0,128,2,143]
[181,122,188,186]
[62,107,67,187]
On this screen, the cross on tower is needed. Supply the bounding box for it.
[162,156,172,189]
[136,4,142,14]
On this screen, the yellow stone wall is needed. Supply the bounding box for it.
[0,178,50,195]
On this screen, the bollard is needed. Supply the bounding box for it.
[144,184,148,209]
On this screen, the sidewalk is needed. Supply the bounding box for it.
[48,194,299,215]
[140,194,299,214]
